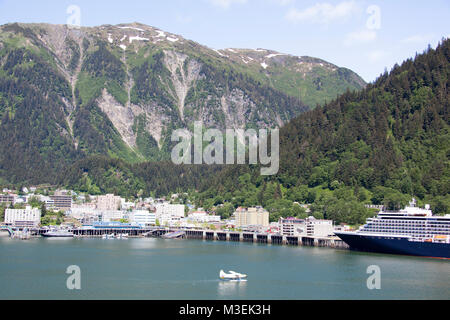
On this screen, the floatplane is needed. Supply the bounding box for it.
[219,270,247,281]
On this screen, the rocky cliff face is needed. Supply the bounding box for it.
[0,22,366,180]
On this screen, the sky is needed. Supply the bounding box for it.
[0,0,448,82]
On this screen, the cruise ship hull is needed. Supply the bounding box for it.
[335,232,450,259]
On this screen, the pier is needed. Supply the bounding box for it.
[3,226,349,249]
[183,229,348,249]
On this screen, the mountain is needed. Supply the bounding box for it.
[0,22,365,184]
[61,39,450,220]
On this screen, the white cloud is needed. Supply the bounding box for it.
[402,33,435,44]
[207,0,248,9]
[344,29,377,46]
[286,1,361,24]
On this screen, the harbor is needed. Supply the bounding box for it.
[0,236,448,300]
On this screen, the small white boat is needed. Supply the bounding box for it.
[102,233,115,239]
[42,230,74,238]
[219,270,247,281]
[116,233,129,239]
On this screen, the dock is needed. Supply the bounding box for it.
[4,226,349,249]
[183,230,349,249]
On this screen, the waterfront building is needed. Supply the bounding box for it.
[235,207,269,227]
[5,206,41,228]
[97,194,122,211]
[279,217,334,237]
[91,221,141,230]
[130,210,156,227]
[306,217,334,237]
[280,217,306,236]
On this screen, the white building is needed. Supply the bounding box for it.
[155,203,185,217]
[306,217,334,237]
[5,206,41,228]
[279,217,334,237]
[97,194,122,211]
[158,214,182,226]
[130,210,156,227]
[100,210,128,222]
[279,218,306,236]
[187,211,221,223]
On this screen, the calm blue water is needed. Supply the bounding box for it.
[0,237,449,300]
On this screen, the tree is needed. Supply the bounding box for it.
[216,203,234,220]
[28,196,42,208]
[40,203,47,217]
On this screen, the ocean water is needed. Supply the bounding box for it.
[0,237,448,300]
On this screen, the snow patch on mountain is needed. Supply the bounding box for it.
[118,26,145,32]
[266,53,286,59]
[155,30,165,38]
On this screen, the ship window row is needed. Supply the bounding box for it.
[378,219,450,224]
[374,219,450,223]
[364,226,450,230]
[368,222,449,227]
[362,227,450,234]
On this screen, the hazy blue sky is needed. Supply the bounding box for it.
[0,0,448,82]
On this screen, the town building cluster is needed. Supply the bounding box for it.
[1,187,341,237]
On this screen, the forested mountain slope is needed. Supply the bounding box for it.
[0,22,365,184]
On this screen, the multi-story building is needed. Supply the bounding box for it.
[50,195,72,211]
[187,211,221,223]
[235,207,269,227]
[130,210,156,227]
[155,203,185,218]
[279,217,334,237]
[0,194,15,204]
[306,217,334,237]
[5,206,41,228]
[97,194,122,211]
[280,217,306,236]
